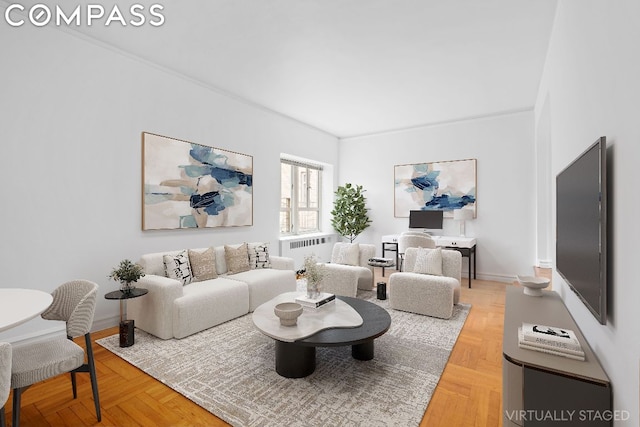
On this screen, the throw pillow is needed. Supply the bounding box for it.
[164,250,193,285]
[188,248,218,281]
[413,247,443,276]
[248,242,271,269]
[333,243,360,266]
[225,243,250,274]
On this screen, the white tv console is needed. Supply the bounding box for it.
[381,234,477,287]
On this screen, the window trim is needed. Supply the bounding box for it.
[280,158,322,235]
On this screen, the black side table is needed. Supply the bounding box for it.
[104,288,148,347]
[368,258,396,277]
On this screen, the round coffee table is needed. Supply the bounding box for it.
[254,295,391,378]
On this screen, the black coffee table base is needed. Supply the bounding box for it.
[276,341,316,378]
[270,296,390,378]
[352,341,374,360]
[275,339,375,378]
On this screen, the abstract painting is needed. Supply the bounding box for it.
[394,158,476,218]
[142,132,253,230]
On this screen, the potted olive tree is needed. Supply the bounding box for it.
[330,183,372,243]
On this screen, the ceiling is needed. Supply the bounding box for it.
[34,0,558,138]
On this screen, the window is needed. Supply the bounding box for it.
[280,158,322,234]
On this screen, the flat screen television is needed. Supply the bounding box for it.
[556,137,607,325]
[409,210,443,231]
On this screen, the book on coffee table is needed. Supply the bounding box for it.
[295,292,336,308]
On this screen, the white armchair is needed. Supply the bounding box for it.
[319,243,376,297]
[389,247,461,319]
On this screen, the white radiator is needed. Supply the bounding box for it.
[279,234,337,269]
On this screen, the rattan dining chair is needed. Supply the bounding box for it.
[0,342,11,427]
[11,280,101,427]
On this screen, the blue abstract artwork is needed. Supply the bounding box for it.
[394,159,476,218]
[143,133,253,230]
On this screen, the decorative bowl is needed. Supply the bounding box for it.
[274,302,303,326]
[517,275,550,297]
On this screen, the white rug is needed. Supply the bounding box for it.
[97,290,470,427]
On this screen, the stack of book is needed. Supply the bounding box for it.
[518,322,585,361]
[295,292,336,308]
[368,257,395,267]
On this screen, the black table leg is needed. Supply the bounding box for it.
[352,340,374,360]
[468,246,476,288]
[468,252,472,288]
[275,341,316,378]
[473,247,477,279]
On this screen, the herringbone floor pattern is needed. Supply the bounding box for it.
[5,269,546,426]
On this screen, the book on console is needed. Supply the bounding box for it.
[517,327,585,360]
[518,340,585,361]
[295,292,336,308]
[521,322,582,352]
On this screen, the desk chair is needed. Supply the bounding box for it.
[0,342,10,427]
[397,233,435,271]
[11,280,101,427]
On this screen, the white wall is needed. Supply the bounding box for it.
[0,23,338,342]
[535,0,640,424]
[339,111,536,282]
[535,93,553,268]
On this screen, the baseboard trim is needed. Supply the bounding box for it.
[537,259,553,269]
[93,315,121,333]
[469,272,516,283]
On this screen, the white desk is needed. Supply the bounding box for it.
[0,288,53,332]
[381,234,477,288]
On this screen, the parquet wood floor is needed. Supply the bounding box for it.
[2,269,538,427]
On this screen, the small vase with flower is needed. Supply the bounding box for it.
[302,254,325,299]
[109,259,145,294]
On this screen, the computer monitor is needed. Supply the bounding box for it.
[408,210,443,231]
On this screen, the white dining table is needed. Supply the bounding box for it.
[0,288,53,333]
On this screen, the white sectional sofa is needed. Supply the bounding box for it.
[127,243,296,339]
